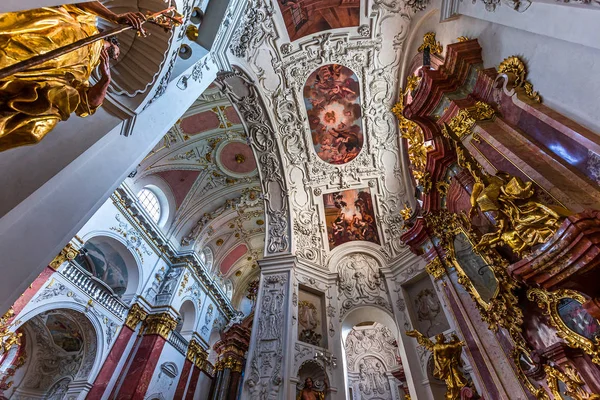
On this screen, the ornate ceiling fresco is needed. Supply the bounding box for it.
[134,84,264,290]
[222,0,423,268]
[304,64,363,165]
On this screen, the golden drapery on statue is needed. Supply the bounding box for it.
[0,5,103,151]
[406,330,468,400]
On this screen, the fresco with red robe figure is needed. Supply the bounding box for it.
[277,0,360,42]
[304,64,363,165]
[324,188,380,249]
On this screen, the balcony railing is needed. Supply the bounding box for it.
[168,330,189,356]
[61,261,129,320]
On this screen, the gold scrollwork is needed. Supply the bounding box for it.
[456,36,470,42]
[143,312,177,339]
[498,56,541,103]
[527,288,600,365]
[545,364,599,400]
[511,345,550,400]
[125,303,148,331]
[425,257,446,280]
[0,308,22,354]
[392,95,434,191]
[447,102,496,139]
[418,32,443,55]
[49,242,78,270]
[400,203,413,221]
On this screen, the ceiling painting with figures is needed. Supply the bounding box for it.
[324,188,380,250]
[303,64,363,165]
[276,0,360,42]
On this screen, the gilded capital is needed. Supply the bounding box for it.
[125,303,148,331]
[143,312,178,339]
[49,242,78,270]
[186,338,208,369]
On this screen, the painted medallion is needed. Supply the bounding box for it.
[304,64,363,165]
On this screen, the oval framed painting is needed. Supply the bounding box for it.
[303,64,364,165]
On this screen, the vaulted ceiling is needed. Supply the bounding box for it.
[134,83,263,291]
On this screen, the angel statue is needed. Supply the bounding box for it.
[0,2,182,152]
[406,330,468,400]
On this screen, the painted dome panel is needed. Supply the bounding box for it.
[303,64,363,165]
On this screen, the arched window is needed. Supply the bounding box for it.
[137,188,161,223]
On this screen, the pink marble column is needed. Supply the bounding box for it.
[174,359,193,399]
[86,326,134,398]
[184,366,201,400]
[114,334,167,400]
[12,267,54,318]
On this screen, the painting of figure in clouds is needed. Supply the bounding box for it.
[304,64,364,165]
[324,188,380,249]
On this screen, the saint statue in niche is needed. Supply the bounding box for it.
[0,2,147,151]
[298,377,326,400]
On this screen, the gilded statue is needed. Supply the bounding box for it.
[406,330,467,400]
[469,172,568,256]
[297,377,326,400]
[0,2,146,151]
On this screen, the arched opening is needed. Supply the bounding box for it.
[295,360,329,399]
[341,307,404,399]
[75,236,140,301]
[0,309,98,399]
[176,300,197,341]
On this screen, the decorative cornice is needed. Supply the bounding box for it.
[143,312,178,339]
[49,242,78,270]
[125,303,148,331]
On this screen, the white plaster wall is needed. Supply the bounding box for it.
[404,2,600,134]
[143,342,187,399]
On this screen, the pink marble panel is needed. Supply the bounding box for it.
[156,170,201,209]
[220,244,248,275]
[180,111,220,135]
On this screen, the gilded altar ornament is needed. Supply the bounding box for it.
[406,331,467,400]
[447,102,496,139]
[457,36,470,42]
[545,364,600,400]
[0,308,21,354]
[527,288,600,365]
[470,173,568,256]
[400,203,413,221]
[497,56,541,103]
[392,95,433,190]
[418,32,443,55]
[424,210,524,343]
[426,257,446,280]
[125,303,148,330]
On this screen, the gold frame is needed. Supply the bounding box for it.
[527,288,600,365]
[511,345,550,400]
[544,364,597,400]
[424,210,524,340]
[445,225,500,309]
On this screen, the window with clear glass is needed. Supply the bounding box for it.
[137,188,161,223]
